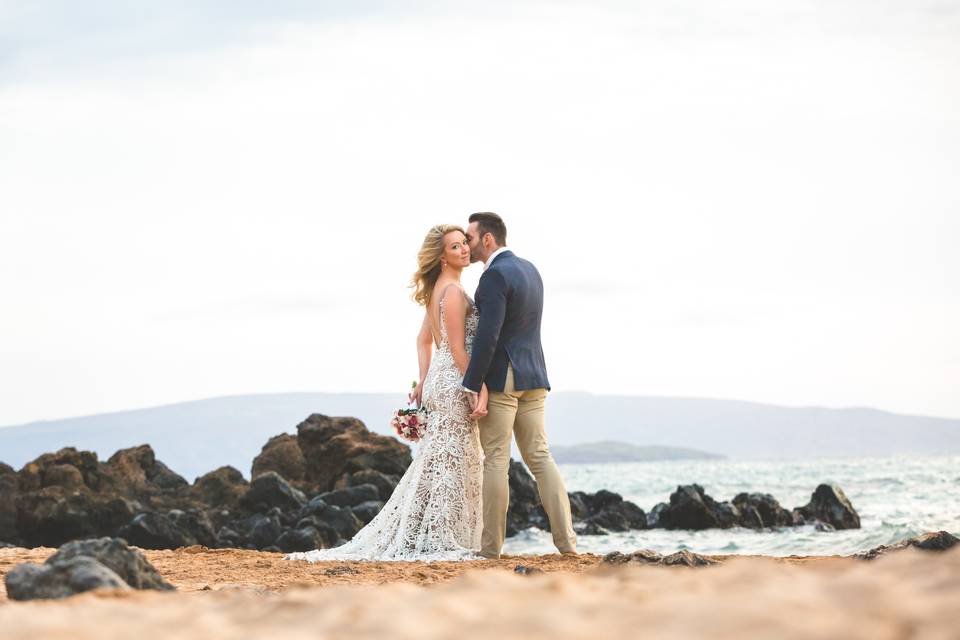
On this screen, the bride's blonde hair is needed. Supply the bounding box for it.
[411,224,465,307]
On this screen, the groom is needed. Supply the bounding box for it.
[463,212,577,559]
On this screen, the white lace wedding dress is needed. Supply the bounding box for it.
[286,285,484,561]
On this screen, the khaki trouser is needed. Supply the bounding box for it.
[478,365,577,558]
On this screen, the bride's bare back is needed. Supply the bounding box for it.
[428,280,471,374]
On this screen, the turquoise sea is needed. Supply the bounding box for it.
[503,454,960,556]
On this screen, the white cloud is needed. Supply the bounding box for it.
[1,0,958,424]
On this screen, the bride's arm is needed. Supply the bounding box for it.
[441,288,470,375]
[410,311,432,407]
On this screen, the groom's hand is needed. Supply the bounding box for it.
[468,384,489,420]
[466,389,479,413]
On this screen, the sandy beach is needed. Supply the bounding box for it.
[3,545,958,639]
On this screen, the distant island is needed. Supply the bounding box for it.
[1,392,958,480]
[551,441,724,464]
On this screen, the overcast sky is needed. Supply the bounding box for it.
[1,0,958,426]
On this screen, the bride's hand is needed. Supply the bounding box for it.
[408,381,424,407]
[470,384,489,420]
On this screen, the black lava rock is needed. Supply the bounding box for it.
[855,531,959,560]
[795,484,861,530]
[6,537,175,600]
[646,503,668,528]
[340,470,399,502]
[603,548,718,568]
[318,484,380,508]
[241,472,307,513]
[732,493,793,528]
[248,513,284,549]
[46,537,175,590]
[5,556,130,601]
[316,504,363,540]
[658,485,726,530]
[574,521,608,536]
[168,509,217,547]
[587,509,631,532]
[275,526,326,553]
[351,500,384,525]
[118,512,192,550]
[216,526,242,548]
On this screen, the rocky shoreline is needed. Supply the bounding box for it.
[1,531,957,603]
[1,413,860,554]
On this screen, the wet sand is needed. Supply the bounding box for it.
[1,545,957,639]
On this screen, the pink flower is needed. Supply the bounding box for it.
[389,403,428,442]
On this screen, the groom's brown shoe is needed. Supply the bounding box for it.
[478,550,500,560]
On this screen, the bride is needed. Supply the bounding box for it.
[286,224,490,561]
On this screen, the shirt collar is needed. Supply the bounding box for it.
[484,247,509,271]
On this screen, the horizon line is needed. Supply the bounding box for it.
[3,390,959,430]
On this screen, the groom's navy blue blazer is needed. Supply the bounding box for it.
[463,250,551,393]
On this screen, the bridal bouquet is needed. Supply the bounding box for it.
[391,407,428,442]
[391,380,428,442]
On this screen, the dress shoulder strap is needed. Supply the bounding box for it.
[438,282,467,309]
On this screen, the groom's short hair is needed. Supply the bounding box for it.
[469,212,507,247]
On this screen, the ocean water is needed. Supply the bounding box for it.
[502,454,960,557]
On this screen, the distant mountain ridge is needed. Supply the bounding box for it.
[551,441,724,464]
[0,392,958,481]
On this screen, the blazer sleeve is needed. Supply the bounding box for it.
[462,268,508,392]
